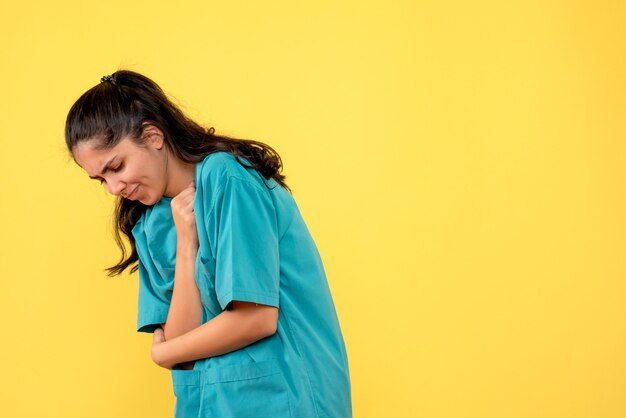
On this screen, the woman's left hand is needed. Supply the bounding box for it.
[151,327,175,370]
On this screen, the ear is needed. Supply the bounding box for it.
[141,123,165,150]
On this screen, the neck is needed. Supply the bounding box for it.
[164,157,196,198]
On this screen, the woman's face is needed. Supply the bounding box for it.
[72,127,169,206]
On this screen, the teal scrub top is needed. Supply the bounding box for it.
[131,151,352,418]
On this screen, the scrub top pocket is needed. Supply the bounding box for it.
[200,359,292,418]
[171,368,202,418]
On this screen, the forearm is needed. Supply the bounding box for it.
[162,242,203,341]
[153,302,278,368]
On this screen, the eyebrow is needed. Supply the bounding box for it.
[89,156,117,180]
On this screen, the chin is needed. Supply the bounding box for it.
[142,193,161,206]
[140,197,155,206]
[136,193,149,205]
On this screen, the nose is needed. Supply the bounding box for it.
[105,177,126,196]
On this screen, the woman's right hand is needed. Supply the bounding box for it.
[171,181,199,249]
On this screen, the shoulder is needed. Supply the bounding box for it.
[197,151,247,176]
[196,151,268,192]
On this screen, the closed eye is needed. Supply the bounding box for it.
[96,163,123,184]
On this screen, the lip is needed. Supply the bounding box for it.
[127,186,139,199]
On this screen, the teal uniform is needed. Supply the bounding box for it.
[131,152,352,418]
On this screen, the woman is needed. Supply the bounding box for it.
[65,70,352,418]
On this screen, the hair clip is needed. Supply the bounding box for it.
[100,75,114,83]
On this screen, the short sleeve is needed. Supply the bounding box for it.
[132,212,174,334]
[136,259,171,333]
[207,176,280,311]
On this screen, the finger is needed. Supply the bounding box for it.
[179,188,195,203]
[153,327,165,342]
[182,193,196,208]
[176,198,193,214]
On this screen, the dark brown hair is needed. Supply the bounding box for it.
[65,69,290,277]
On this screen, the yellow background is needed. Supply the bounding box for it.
[1,1,625,417]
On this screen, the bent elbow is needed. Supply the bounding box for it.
[260,307,278,338]
[232,301,278,340]
[264,319,277,337]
